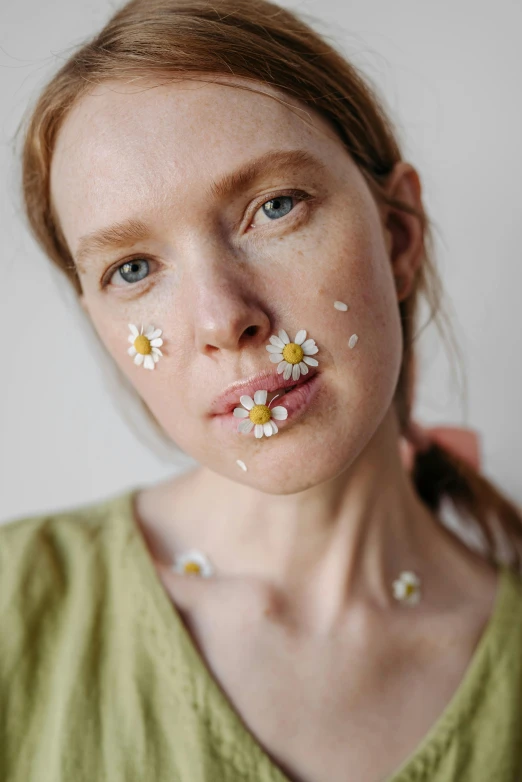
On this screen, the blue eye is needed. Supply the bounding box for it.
[260,195,294,220]
[119,258,149,283]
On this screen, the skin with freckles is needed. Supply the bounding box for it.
[50,74,500,782]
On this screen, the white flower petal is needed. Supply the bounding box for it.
[334,301,348,311]
[299,361,308,375]
[144,355,155,370]
[271,406,288,420]
[128,346,137,356]
[301,339,316,351]
[254,389,267,405]
[294,329,306,345]
[266,345,284,353]
[134,353,144,366]
[238,419,254,433]
[152,352,159,363]
[348,334,359,349]
[233,407,249,418]
[278,329,290,344]
[128,335,135,344]
[149,328,162,340]
[277,361,287,374]
[236,459,248,471]
[128,324,139,337]
[263,422,273,436]
[303,356,319,366]
[283,363,293,380]
[255,424,264,438]
[240,395,254,410]
[151,347,163,357]
[269,353,283,363]
[270,420,278,434]
[269,335,285,349]
[292,364,300,381]
[144,324,155,338]
[303,345,319,355]
[150,338,163,347]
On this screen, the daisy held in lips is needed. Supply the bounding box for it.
[127,323,164,370]
[233,389,288,438]
[266,328,319,381]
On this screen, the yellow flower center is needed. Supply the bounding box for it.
[184,561,201,574]
[405,583,416,596]
[282,342,304,364]
[134,335,152,355]
[249,404,272,425]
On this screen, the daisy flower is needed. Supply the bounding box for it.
[172,549,215,577]
[392,571,422,605]
[127,323,164,370]
[233,389,288,438]
[265,329,319,381]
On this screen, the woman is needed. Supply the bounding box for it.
[2,0,521,780]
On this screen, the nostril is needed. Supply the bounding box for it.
[243,325,258,337]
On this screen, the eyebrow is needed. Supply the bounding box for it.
[75,148,328,271]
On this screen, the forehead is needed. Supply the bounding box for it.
[50,76,343,251]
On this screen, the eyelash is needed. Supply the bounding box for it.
[100,189,314,288]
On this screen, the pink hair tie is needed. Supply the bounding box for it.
[400,421,482,473]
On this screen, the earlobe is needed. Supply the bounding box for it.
[382,162,424,302]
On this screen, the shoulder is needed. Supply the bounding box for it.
[0,488,137,617]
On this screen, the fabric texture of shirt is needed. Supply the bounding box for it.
[0,486,521,782]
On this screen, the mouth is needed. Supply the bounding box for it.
[212,368,319,416]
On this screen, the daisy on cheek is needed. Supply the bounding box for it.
[266,329,319,381]
[233,390,288,438]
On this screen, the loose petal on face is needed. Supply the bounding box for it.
[348,334,359,349]
[254,389,267,405]
[334,301,349,311]
[240,395,255,410]
[270,406,288,420]
[236,459,248,471]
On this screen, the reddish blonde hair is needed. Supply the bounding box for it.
[16,0,522,571]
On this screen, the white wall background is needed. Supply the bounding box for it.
[1,0,520,524]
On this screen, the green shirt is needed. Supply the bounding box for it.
[1,486,521,781]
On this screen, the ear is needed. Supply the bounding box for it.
[380,162,424,302]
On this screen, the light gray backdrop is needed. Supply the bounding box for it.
[1,0,520,524]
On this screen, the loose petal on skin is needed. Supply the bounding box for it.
[236,459,248,471]
[348,334,359,349]
[334,301,349,311]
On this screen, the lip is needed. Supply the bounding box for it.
[213,371,322,433]
[210,366,319,416]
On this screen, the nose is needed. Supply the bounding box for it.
[192,264,272,355]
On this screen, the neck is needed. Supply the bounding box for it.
[142,410,465,633]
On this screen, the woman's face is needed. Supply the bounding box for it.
[50,76,407,493]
